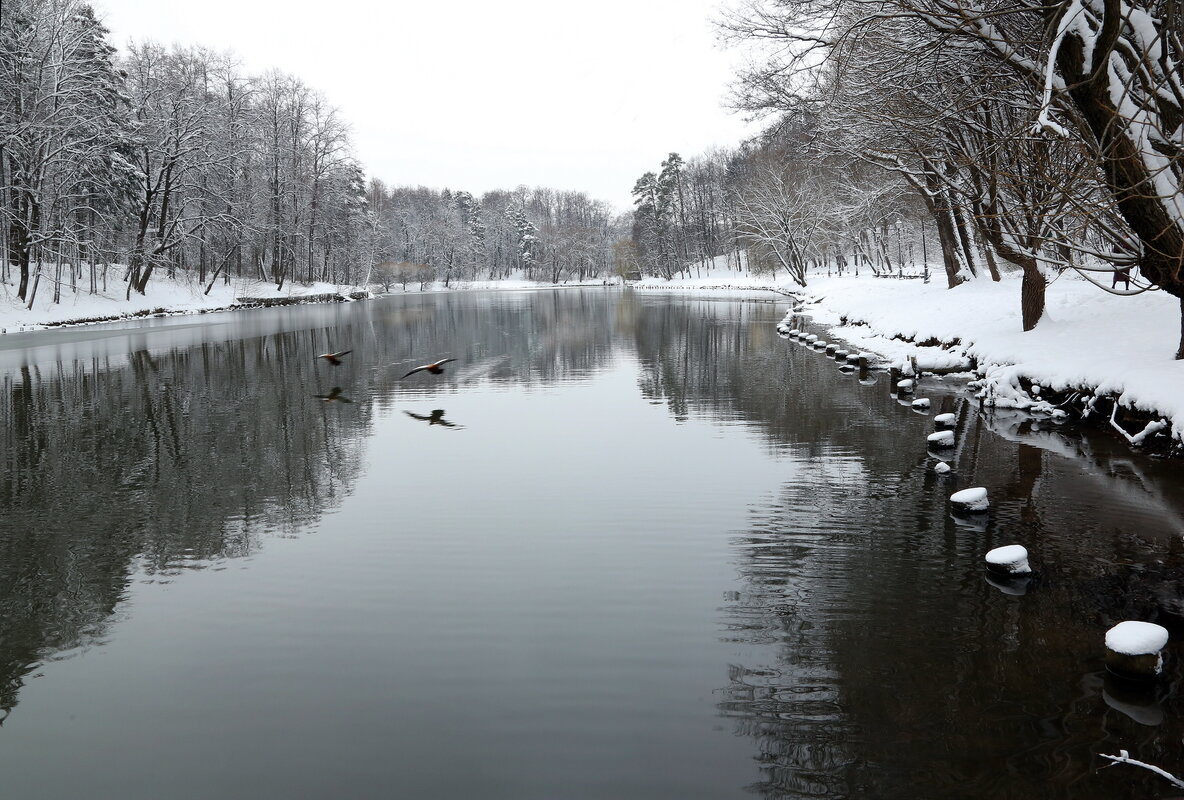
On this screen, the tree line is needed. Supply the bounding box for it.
[0,0,623,310]
[629,0,1184,357]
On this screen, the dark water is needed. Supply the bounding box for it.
[0,288,1182,799]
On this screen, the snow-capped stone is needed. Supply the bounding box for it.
[950,487,989,512]
[927,430,955,448]
[1105,621,1169,679]
[825,343,838,355]
[985,545,1031,575]
[934,413,956,427]
[934,461,951,474]
[896,378,914,393]
[1031,384,1042,395]
[805,334,818,343]
[813,340,828,349]
[1106,621,1169,656]
[912,398,931,409]
[834,350,849,361]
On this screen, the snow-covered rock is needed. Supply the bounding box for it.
[896,378,915,394]
[934,461,951,474]
[985,545,1031,575]
[933,412,956,427]
[950,487,989,513]
[1106,621,1169,656]
[912,398,931,410]
[1105,621,1169,678]
[927,430,955,448]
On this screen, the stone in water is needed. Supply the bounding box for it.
[927,430,955,448]
[985,545,1031,575]
[950,487,989,513]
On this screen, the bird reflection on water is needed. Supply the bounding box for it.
[312,387,353,404]
[403,409,459,428]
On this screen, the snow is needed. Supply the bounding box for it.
[1105,621,1169,656]
[896,378,914,393]
[912,398,931,409]
[933,461,951,474]
[934,412,957,426]
[985,544,1032,574]
[950,487,990,512]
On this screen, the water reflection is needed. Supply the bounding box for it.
[313,387,353,404]
[403,409,460,428]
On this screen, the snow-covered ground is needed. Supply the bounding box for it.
[794,272,1184,434]
[630,252,791,293]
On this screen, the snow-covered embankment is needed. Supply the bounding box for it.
[789,273,1184,450]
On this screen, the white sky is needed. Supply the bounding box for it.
[94,0,762,212]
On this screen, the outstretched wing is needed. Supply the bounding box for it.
[401,365,428,379]
[403,410,431,421]
[434,358,456,368]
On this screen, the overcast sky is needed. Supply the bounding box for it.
[94,0,762,212]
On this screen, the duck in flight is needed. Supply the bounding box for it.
[401,357,456,379]
[318,350,352,366]
[403,409,457,427]
[312,387,352,404]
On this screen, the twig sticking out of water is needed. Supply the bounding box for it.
[1099,750,1184,789]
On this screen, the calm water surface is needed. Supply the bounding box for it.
[0,288,1182,799]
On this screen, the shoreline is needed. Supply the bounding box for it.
[0,277,621,336]
[783,274,1184,456]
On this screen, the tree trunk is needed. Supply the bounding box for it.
[949,201,979,279]
[1021,267,1046,332]
[1177,297,1184,360]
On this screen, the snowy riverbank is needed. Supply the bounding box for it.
[791,272,1184,445]
[0,274,360,333]
[0,273,618,333]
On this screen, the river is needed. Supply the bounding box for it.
[0,288,1181,799]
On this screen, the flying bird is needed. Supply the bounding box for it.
[403,409,457,428]
[317,350,352,366]
[401,357,456,379]
[312,387,352,404]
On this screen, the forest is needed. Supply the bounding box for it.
[0,0,622,308]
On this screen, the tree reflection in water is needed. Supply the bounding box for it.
[0,289,615,718]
